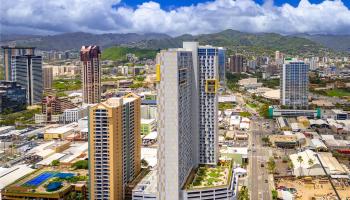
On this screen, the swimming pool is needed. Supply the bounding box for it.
[24,172,56,187]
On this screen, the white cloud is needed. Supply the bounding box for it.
[1,0,350,35]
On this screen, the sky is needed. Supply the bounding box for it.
[1,0,350,36]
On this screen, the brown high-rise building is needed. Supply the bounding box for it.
[1,46,35,81]
[43,66,53,89]
[80,46,101,104]
[89,93,141,200]
[228,54,245,73]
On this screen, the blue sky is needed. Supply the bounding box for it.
[1,0,350,35]
[124,0,350,9]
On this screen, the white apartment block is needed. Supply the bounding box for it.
[157,48,197,200]
[157,42,219,200]
[61,107,88,124]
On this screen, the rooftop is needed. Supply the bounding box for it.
[184,162,232,190]
[0,165,35,190]
[132,170,157,196]
[2,168,88,196]
[141,118,156,124]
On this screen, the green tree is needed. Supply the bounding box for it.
[239,112,252,118]
[258,104,269,118]
[238,186,249,200]
[272,190,278,200]
[308,159,314,176]
[297,156,304,177]
[267,157,276,173]
[51,159,60,166]
[141,159,149,167]
[72,160,88,169]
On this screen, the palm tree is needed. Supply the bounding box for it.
[297,156,304,177]
[308,159,314,176]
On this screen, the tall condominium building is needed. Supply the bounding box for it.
[0,81,26,113]
[80,46,101,104]
[184,42,219,165]
[11,55,43,105]
[89,93,141,200]
[1,46,35,81]
[157,42,219,199]
[42,66,53,89]
[228,54,245,73]
[218,47,226,83]
[157,48,198,200]
[281,58,309,109]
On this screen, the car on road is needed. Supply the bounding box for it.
[265,179,268,183]
[261,163,264,167]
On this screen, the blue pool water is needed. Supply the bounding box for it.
[25,172,56,187]
[24,172,76,187]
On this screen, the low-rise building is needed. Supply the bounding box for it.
[44,123,77,140]
[142,131,157,146]
[268,106,321,118]
[132,170,157,200]
[269,135,298,148]
[331,109,348,120]
[1,168,88,200]
[289,150,348,177]
[238,78,262,89]
[141,119,156,135]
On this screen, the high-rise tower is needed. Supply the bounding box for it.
[11,55,43,105]
[1,46,35,81]
[281,58,309,109]
[43,66,53,89]
[157,48,197,200]
[80,46,101,104]
[157,42,219,199]
[89,93,141,200]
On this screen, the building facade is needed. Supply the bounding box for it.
[218,47,226,83]
[89,94,141,200]
[157,42,219,199]
[0,81,26,113]
[228,54,245,73]
[157,48,197,200]
[40,96,77,123]
[11,55,43,105]
[1,46,35,81]
[281,59,309,109]
[43,66,53,89]
[81,46,101,104]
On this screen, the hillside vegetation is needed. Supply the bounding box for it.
[101,47,158,61]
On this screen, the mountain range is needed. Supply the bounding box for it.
[1,30,349,54]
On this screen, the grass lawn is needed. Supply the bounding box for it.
[219,102,235,111]
[247,103,258,108]
[53,78,81,92]
[325,89,350,97]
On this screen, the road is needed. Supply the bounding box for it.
[229,90,274,199]
[249,118,272,200]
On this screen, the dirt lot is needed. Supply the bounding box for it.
[275,177,350,200]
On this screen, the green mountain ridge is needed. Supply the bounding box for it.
[2,30,349,55]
